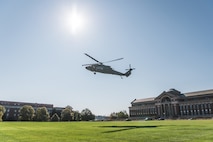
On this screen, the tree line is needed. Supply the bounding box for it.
[0,105,95,122]
[0,105,129,122]
[109,110,129,120]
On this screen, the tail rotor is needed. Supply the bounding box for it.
[126,64,135,71]
[125,64,135,77]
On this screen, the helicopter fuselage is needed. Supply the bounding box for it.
[83,53,134,77]
[85,64,124,76]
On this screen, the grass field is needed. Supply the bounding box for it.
[0,120,213,142]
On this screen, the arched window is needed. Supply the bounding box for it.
[161,97,171,103]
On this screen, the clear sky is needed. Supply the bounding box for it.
[0,0,212,116]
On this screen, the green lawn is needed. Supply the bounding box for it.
[0,120,213,142]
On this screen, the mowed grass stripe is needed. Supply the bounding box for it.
[0,120,213,142]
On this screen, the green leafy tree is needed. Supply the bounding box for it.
[34,107,50,121]
[110,110,128,120]
[81,108,95,121]
[19,105,35,121]
[117,110,128,119]
[0,105,6,122]
[73,111,81,121]
[61,106,73,121]
[110,112,117,120]
[51,113,60,121]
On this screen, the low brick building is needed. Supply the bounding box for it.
[0,100,54,121]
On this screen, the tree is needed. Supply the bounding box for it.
[110,112,117,120]
[0,105,6,122]
[73,111,81,121]
[110,110,128,120]
[61,106,73,121]
[19,105,35,121]
[51,113,60,121]
[117,110,128,119]
[81,108,95,121]
[34,107,50,121]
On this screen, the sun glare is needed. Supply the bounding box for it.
[64,5,85,35]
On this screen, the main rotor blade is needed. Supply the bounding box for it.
[82,64,93,66]
[103,58,124,63]
[84,53,102,64]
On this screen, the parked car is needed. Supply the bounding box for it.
[145,117,153,121]
[158,117,165,120]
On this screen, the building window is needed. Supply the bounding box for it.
[161,97,171,103]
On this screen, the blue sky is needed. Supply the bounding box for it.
[0,0,212,115]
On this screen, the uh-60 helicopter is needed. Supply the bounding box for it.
[82,53,135,77]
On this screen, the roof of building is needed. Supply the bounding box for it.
[133,97,155,103]
[184,89,213,97]
[132,89,213,104]
[0,100,53,107]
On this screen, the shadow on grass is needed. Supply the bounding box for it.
[100,125,158,133]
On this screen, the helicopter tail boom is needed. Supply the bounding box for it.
[125,69,132,77]
[124,65,135,77]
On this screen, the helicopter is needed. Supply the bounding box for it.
[82,53,135,77]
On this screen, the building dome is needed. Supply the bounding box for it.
[168,88,181,94]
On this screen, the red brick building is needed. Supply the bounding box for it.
[0,101,54,121]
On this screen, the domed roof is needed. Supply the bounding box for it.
[168,88,181,94]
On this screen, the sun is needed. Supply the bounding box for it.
[64,5,85,35]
